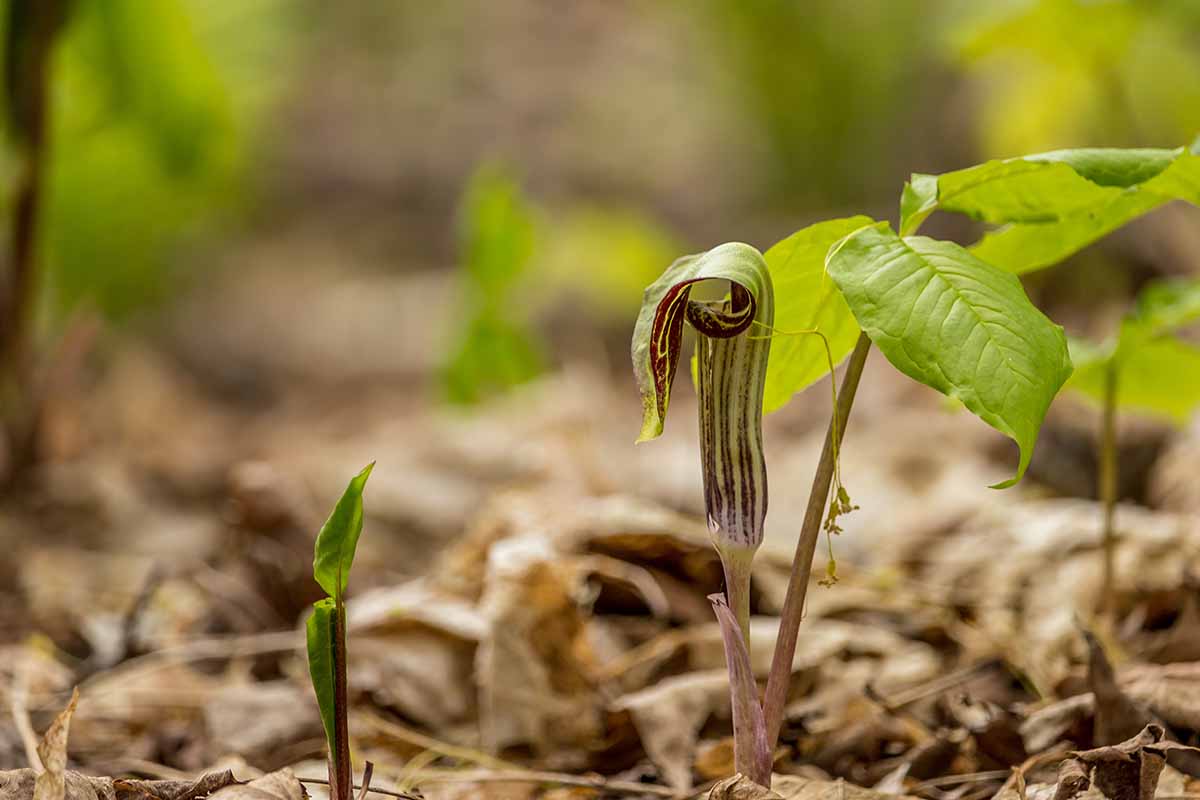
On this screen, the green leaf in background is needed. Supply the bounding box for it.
[1067,278,1200,424]
[1129,278,1200,336]
[899,144,1200,273]
[632,242,773,443]
[42,0,241,318]
[826,222,1073,487]
[312,463,374,600]
[761,216,873,413]
[954,1,1200,160]
[442,164,545,405]
[1070,333,1200,425]
[458,163,536,302]
[305,597,337,751]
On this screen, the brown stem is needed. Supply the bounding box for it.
[1,0,63,478]
[1098,361,1118,615]
[762,332,871,746]
[332,600,352,800]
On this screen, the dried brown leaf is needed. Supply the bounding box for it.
[34,688,80,800]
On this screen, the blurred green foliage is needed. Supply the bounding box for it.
[441,165,545,405]
[955,0,1200,154]
[1,0,290,323]
[1069,279,1200,422]
[695,0,928,205]
[442,165,685,405]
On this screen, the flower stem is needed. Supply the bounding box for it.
[762,332,871,747]
[719,546,755,654]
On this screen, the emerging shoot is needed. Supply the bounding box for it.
[306,463,375,800]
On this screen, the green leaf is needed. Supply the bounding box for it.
[1070,334,1200,424]
[459,163,537,302]
[312,463,375,600]
[305,598,337,753]
[899,146,1200,274]
[826,223,1073,487]
[441,163,544,404]
[761,216,873,413]
[1068,278,1200,424]
[1128,278,1200,336]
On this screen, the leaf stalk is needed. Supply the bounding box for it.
[762,331,871,747]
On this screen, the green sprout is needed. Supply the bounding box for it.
[306,463,375,800]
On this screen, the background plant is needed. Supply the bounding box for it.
[1066,279,1200,611]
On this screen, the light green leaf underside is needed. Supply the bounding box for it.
[1069,336,1200,424]
[762,216,873,413]
[305,598,337,751]
[312,463,375,599]
[827,223,1073,487]
[901,144,1200,274]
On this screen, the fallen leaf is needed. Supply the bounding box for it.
[35,688,80,800]
[208,769,307,800]
[1052,725,1199,800]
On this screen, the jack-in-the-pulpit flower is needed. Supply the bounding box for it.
[631,242,774,633]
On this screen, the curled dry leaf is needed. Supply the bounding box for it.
[1052,724,1200,800]
[34,687,80,800]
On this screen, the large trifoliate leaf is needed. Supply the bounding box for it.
[312,463,374,600]
[761,216,873,413]
[900,142,1200,273]
[826,223,1073,487]
[1067,278,1200,424]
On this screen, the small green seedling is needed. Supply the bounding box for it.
[1067,279,1200,611]
[306,463,375,800]
[634,141,1200,789]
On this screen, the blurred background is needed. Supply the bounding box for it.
[2,0,1200,787]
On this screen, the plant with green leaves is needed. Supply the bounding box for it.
[1066,279,1200,611]
[306,463,375,800]
[632,139,1199,789]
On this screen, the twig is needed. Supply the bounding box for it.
[762,332,872,745]
[298,777,418,800]
[355,762,374,800]
[911,771,1010,792]
[407,768,685,798]
[875,660,999,710]
[991,743,1072,800]
[360,710,519,772]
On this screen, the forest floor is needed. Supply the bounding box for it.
[2,257,1200,800]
